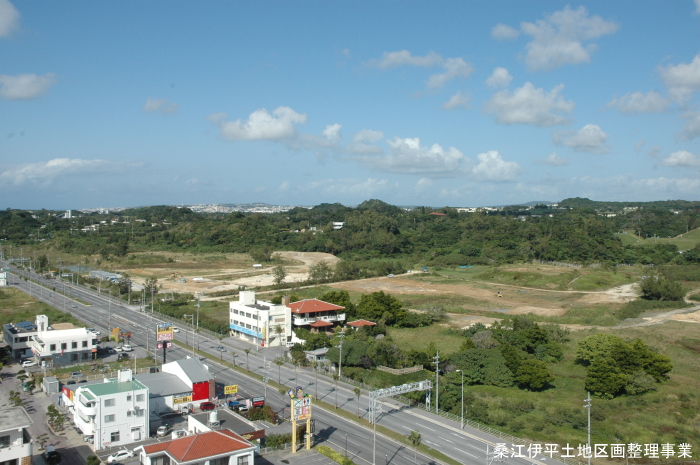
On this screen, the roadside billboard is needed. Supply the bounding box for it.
[157,322,174,342]
[224,384,239,395]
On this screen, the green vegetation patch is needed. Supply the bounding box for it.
[0,288,83,327]
[388,325,467,356]
[659,265,700,282]
[616,299,691,320]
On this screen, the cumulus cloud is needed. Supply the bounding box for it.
[346,129,384,155]
[470,150,522,181]
[485,82,574,126]
[0,0,19,38]
[442,91,471,110]
[519,5,619,71]
[606,91,669,114]
[427,58,474,88]
[359,137,466,176]
[553,124,609,153]
[535,152,571,166]
[207,106,307,141]
[661,150,700,167]
[660,54,700,103]
[322,123,342,144]
[0,73,56,100]
[143,97,179,114]
[415,178,434,192]
[0,158,140,188]
[485,67,513,88]
[677,112,700,140]
[364,50,443,69]
[491,23,519,40]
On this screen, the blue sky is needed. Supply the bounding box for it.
[2,1,700,210]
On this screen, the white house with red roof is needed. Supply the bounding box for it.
[135,429,255,465]
[288,299,345,331]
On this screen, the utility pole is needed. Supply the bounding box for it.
[338,328,346,378]
[584,392,591,465]
[433,351,440,413]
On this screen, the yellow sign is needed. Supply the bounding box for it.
[224,384,239,395]
[262,326,267,339]
[173,395,192,405]
[112,327,120,334]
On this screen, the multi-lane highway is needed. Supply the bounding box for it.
[4,262,568,465]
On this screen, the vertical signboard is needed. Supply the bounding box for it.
[157,322,174,341]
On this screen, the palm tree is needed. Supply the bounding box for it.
[274,324,284,357]
[273,357,285,384]
[243,348,251,371]
[353,386,361,417]
[332,374,339,409]
[408,430,422,464]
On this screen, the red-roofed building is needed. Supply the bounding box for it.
[347,319,377,329]
[288,299,346,330]
[136,429,255,465]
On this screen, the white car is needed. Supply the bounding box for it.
[107,449,134,463]
[114,346,123,353]
[21,360,36,368]
[173,327,180,333]
[121,344,133,352]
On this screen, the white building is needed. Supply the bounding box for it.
[0,407,33,465]
[229,291,294,348]
[68,369,149,450]
[136,429,255,465]
[3,320,38,359]
[29,315,97,367]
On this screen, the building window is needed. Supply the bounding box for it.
[253,314,258,320]
[246,324,251,330]
[237,456,250,465]
[105,398,115,407]
[245,312,251,318]
[126,395,132,401]
[82,341,88,348]
[104,414,115,423]
[81,353,89,359]
[210,457,228,465]
[61,343,67,350]
[110,431,120,442]
[50,344,56,351]
[135,409,144,417]
[234,309,239,314]
[151,456,171,465]
[136,394,144,402]
[71,354,78,361]
[0,435,10,448]
[126,410,132,417]
[72,342,78,349]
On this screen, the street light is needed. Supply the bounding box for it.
[183,314,195,355]
[455,369,464,429]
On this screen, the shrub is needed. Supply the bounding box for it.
[317,445,358,465]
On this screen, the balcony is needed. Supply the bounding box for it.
[0,439,32,463]
[78,400,97,416]
[293,313,346,326]
[75,414,95,435]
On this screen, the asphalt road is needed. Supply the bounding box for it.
[4,262,568,465]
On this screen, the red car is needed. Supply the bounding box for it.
[200,402,216,412]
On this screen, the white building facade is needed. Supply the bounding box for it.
[0,407,33,465]
[29,315,97,367]
[68,369,149,451]
[229,291,294,348]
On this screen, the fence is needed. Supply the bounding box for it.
[376,365,423,375]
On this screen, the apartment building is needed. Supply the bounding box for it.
[28,315,97,367]
[229,291,293,347]
[0,407,33,465]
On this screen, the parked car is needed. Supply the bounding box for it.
[114,346,123,353]
[149,366,159,373]
[121,344,133,352]
[43,445,62,464]
[70,304,77,308]
[66,380,76,385]
[199,402,216,412]
[70,372,83,378]
[117,353,129,361]
[21,360,36,368]
[107,449,134,463]
[156,425,170,437]
[214,346,227,352]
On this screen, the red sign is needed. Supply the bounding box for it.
[157,342,163,349]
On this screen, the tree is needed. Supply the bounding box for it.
[407,430,422,464]
[143,277,161,300]
[356,291,406,326]
[308,261,332,283]
[575,334,626,365]
[449,349,514,387]
[274,357,285,384]
[249,246,273,263]
[640,273,685,301]
[585,356,627,398]
[274,324,285,357]
[515,359,554,390]
[243,348,251,371]
[354,386,362,417]
[272,266,287,286]
[46,404,66,431]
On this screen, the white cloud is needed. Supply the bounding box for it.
[427,57,474,88]
[485,67,512,88]
[346,129,384,155]
[491,23,519,40]
[143,97,179,114]
[0,158,139,188]
[364,50,443,69]
[322,124,342,144]
[677,112,700,140]
[696,0,700,13]
[442,91,471,110]
[470,150,521,181]
[553,124,609,153]
[306,178,391,197]
[485,82,574,126]
[279,181,290,191]
[661,150,700,167]
[207,106,307,141]
[520,5,619,71]
[415,178,434,192]
[0,0,19,38]
[535,152,570,166]
[659,54,700,103]
[0,73,56,100]
[360,137,466,176]
[606,91,669,114]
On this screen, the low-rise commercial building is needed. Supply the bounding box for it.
[28,315,97,367]
[229,291,293,348]
[136,429,255,465]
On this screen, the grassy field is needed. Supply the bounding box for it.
[620,227,700,251]
[388,325,465,355]
[0,287,83,327]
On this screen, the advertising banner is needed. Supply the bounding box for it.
[157,322,174,342]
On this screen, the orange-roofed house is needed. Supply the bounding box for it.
[135,429,255,465]
[288,299,346,332]
[347,319,377,330]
